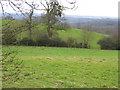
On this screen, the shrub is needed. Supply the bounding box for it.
[98,36,118,50]
[50,36,68,47]
[67,37,76,47]
[36,34,67,47]
[19,38,36,46]
[36,38,50,46]
[75,42,83,48]
[35,32,50,46]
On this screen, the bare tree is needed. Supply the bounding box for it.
[24,1,41,40]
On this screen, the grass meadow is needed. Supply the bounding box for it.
[3,46,118,88]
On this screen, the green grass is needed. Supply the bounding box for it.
[3,46,118,88]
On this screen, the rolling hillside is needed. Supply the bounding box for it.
[1,20,108,49]
[1,20,118,88]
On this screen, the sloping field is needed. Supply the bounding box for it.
[3,46,118,88]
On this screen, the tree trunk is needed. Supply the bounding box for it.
[28,10,33,40]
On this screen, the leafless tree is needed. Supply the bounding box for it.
[23,1,41,40]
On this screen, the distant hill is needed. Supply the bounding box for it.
[1,13,117,27]
[64,15,117,28]
[1,13,118,35]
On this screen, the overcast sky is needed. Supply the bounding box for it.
[1,0,119,17]
[64,0,119,17]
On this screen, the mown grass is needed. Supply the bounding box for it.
[3,46,118,88]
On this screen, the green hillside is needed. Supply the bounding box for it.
[1,20,108,49]
[2,19,118,88]
[57,28,106,49]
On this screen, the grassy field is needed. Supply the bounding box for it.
[3,46,118,88]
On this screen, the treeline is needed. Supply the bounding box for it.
[2,20,119,50]
[2,20,93,49]
[2,26,91,49]
[4,34,119,50]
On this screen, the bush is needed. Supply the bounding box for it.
[75,43,83,48]
[49,36,68,47]
[35,32,50,46]
[36,38,50,46]
[36,35,67,47]
[98,36,119,50]
[67,37,76,47]
[19,38,36,46]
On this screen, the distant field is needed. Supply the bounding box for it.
[3,46,118,88]
[57,28,106,49]
[1,20,108,49]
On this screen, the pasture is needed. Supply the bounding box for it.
[3,46,118,88]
